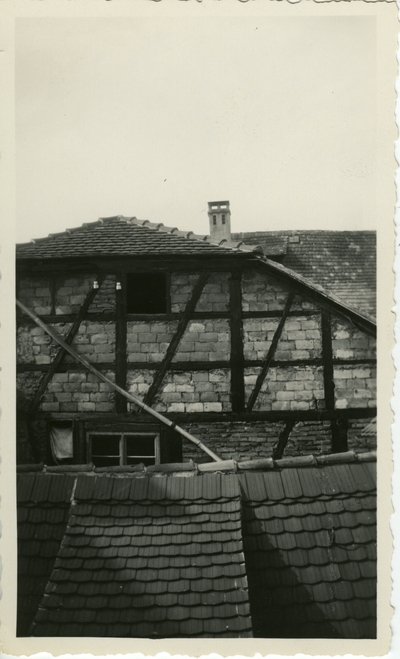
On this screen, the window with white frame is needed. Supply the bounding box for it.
[88,432,160,468]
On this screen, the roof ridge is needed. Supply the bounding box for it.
[16,214,263,256]
[122,216,263,255]
[16,450,377,475]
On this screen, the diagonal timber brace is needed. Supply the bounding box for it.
[27,273,106,414]
[247,292,295,412]
[16,298,222,462]
[143,271,210,407]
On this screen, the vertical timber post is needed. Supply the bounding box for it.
[115,273,127,413]
[321,309,347,452]
[229,270,245,413]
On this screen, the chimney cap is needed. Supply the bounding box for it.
[208,201,230,211]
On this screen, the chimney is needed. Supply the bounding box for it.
[208,201,231,243]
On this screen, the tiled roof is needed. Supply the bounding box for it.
[17,452,376,639]
[16,217,262,260]
[239,459,376,638]
[232,230,376,318]
[29,473,252,638]
[17,473,75,636]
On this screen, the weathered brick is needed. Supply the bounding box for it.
[52,373,69,383]
[147,353,163,363]
[91,334,108,345]
[35,355,51,364]
[69,372,87,383]
[336,350,354,359]
[55,393,72,402]
[60,402,78,412]
[186,403,204,413]
[77,402,96,412]
[41,402,59,411]
[181,393,199,403]
[127,353,147,363]
[201,393,219,403]
[167,403,185,412]
[192,373,209,382]
[203,402,222,412]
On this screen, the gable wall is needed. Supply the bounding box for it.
[16,267,376,462]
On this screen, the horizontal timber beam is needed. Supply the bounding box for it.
[17,308,321,325]
[18,256,250,275]
[17,357,376,374]
[33,408,376,423]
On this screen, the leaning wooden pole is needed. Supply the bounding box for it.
[16,298,222,462]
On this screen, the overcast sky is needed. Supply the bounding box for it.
[15,15,376,243]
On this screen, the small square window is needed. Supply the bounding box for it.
[126,273,167,314]
[88,432,160,468]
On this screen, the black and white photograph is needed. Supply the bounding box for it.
[1,1,396,656]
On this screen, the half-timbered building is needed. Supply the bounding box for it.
[16,201,376,467]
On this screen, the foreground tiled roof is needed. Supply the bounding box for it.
[232,230,376,318]
[17,452,376,639]
[17,473,76,636]
[29,473,251,638]
[240,459,376,638]
[16,217,262,259]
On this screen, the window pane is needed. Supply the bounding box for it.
[125,434,155,457]
[91,434,120,456]
[127,273,167,314]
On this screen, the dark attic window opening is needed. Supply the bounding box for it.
[88,432,160,468]
[213,215,217,226]
[126,272,168,314]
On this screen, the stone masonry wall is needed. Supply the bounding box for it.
[244,365,325,412]
[331,314,376,409]
[17,321,116,366]
[18,276,53,315]
[17,323,72,365]
[17,370,116,413]
[241,271,317,313]
[170,272,229,313]
[243,315,322,362]
[127,369,231,413]
[127,321,179,364]
[180,419,338,463]
[18,274,116,316]
[172,320,230,363]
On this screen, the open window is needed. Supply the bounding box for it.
[88,431,160,467]
[126,273,168,314]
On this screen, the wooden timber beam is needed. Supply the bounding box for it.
[143,271,210,407]
[321,309,348,452]
[27,273,106,414]
[115,273,127,413]
[247,292,295,412]
[16,298,222,462]
[17,356,376,374]
[272,420,296,460]
[17,308,320,325]
[36,408,377,423]
[229,271,245,413]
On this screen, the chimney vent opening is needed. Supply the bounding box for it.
[207,200,231,243]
